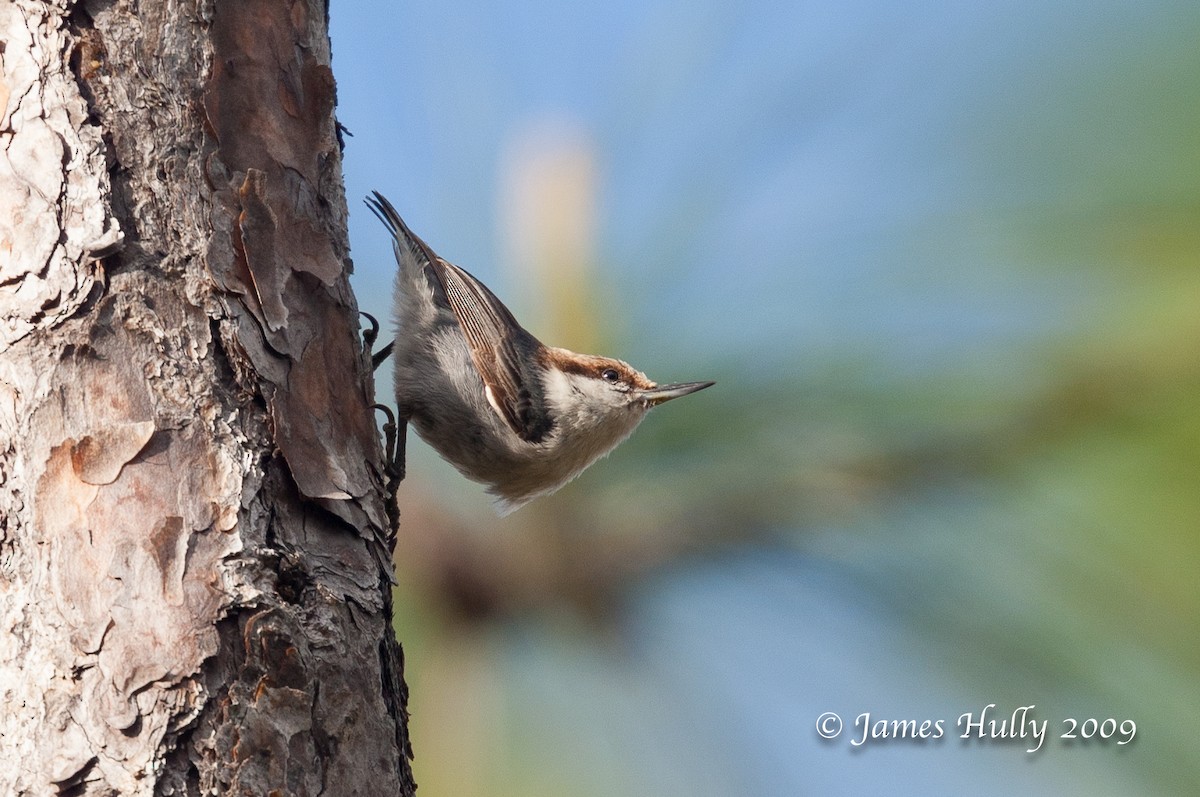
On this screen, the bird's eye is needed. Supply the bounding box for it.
[601,368,620,383]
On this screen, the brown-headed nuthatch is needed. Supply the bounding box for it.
[365,191,714,515]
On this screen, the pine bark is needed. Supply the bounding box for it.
[0,1,414,794]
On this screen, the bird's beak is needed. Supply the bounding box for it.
[640,380,715,406]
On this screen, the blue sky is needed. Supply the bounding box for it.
[330,3,1200,794]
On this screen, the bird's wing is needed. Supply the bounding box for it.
[365,192,553,443]
[436,261,554,443]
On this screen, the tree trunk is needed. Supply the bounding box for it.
[0,1,414,794]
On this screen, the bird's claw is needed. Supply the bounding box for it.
[371,403,406,484]
[360,312,394,371]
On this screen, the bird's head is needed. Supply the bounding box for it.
[541,348,713,438]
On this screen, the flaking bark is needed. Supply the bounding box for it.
[0,0,414,794]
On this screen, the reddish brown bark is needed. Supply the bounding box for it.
[0,1,414,793]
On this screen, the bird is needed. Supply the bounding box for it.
[365,191,713,515]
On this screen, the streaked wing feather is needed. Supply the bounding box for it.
[437,262,553,442]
